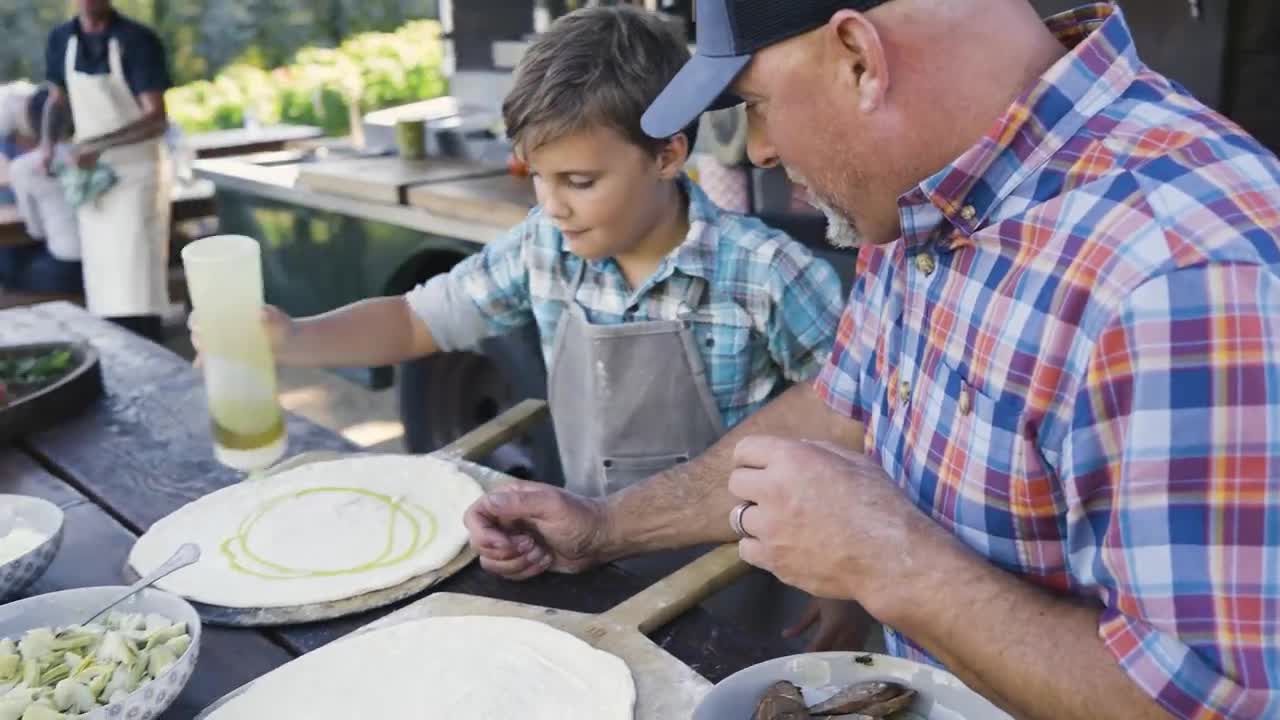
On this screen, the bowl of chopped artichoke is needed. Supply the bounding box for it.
[0,586,201,719]
[0,495,65,603]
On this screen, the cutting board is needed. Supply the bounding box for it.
[295,156,509,205]
[405,173,537,228]
[129,400,549,627]
[198,543,750,719]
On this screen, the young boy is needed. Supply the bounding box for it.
[197,5,842,640]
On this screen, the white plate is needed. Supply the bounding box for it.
[693,651,1012,720]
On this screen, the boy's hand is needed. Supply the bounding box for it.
[189,305,297,367]
[783,597,874,652]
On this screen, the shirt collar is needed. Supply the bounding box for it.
[910,3,1141,239]
[666,174,721,282]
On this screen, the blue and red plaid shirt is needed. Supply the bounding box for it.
[815,5,1280,718]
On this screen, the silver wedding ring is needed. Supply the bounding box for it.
[730,501,757,540]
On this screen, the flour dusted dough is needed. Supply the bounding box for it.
[128,455,483,608]
[206,616,636,719]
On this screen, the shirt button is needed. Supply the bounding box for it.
[960,205,977,222]
[899,380,911,403]
[914,253,936,276]
[958,390,972,416]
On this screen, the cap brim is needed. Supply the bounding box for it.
[642,52,751,139]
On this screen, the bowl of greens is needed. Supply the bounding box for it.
[0,495,64,603]
[0,586,201,719]
[0,343,103,445]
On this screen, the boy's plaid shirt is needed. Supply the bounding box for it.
[409,175,844,429]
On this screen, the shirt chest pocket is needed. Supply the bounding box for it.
[904,355,1064,570]
[688,302,758,402]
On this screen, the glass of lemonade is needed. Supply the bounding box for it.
[181,235,287,471]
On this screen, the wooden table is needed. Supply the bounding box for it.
[187,125,326,160]
[405,173,537,229]
[0,302,786,718]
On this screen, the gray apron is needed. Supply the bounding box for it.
[547,260,807,646]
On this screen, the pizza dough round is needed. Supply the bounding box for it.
[129,455,483,608]
[206,616,636,719]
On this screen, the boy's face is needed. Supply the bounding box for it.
[524,125,682,261]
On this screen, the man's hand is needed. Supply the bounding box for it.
[69,144,100,169]
[729,436,949,612]
[464,482,610,580]
[784,597,874,652]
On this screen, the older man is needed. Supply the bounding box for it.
[465,1,1280,718]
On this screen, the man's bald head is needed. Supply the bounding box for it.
[732,0,1066,246]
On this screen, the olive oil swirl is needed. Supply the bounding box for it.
[221,487,438,580]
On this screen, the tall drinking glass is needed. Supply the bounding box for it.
[181,235,287,471]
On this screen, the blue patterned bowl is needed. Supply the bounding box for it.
[0,586,202,720]
[0,494,64,601]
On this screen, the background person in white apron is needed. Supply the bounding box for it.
[39,0,172,342]
[2,84,83,296]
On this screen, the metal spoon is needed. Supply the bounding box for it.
[80,543,201,625]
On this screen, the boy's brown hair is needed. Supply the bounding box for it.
[502,6,698,156]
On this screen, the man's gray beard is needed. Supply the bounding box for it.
[807,192,862,249]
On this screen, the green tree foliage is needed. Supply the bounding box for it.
[0,0,439,87]
[0,1,444,136]
[167,20,447,134]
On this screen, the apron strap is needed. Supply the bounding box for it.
[107,37,125,81]
[64,35,77,81]
[677,274,708,320]
[566,249,707,321]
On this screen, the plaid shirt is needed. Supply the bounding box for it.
[815,5,1280,718]
[409,176,843,429]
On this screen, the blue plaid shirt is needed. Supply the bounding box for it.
[408,176,843,429]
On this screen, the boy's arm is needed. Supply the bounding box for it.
[263,221,535,370]
[280,297,438,368]
[404,220,536,353]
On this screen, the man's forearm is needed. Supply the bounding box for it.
[79,112,167,154]
[40,93,64,150]
[597,383,864,559]
[286,297,438,368]
[879,531,1171,720]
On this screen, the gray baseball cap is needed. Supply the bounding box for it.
[641,1,893,139]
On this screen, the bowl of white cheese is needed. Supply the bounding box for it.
[0,494,64,602]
